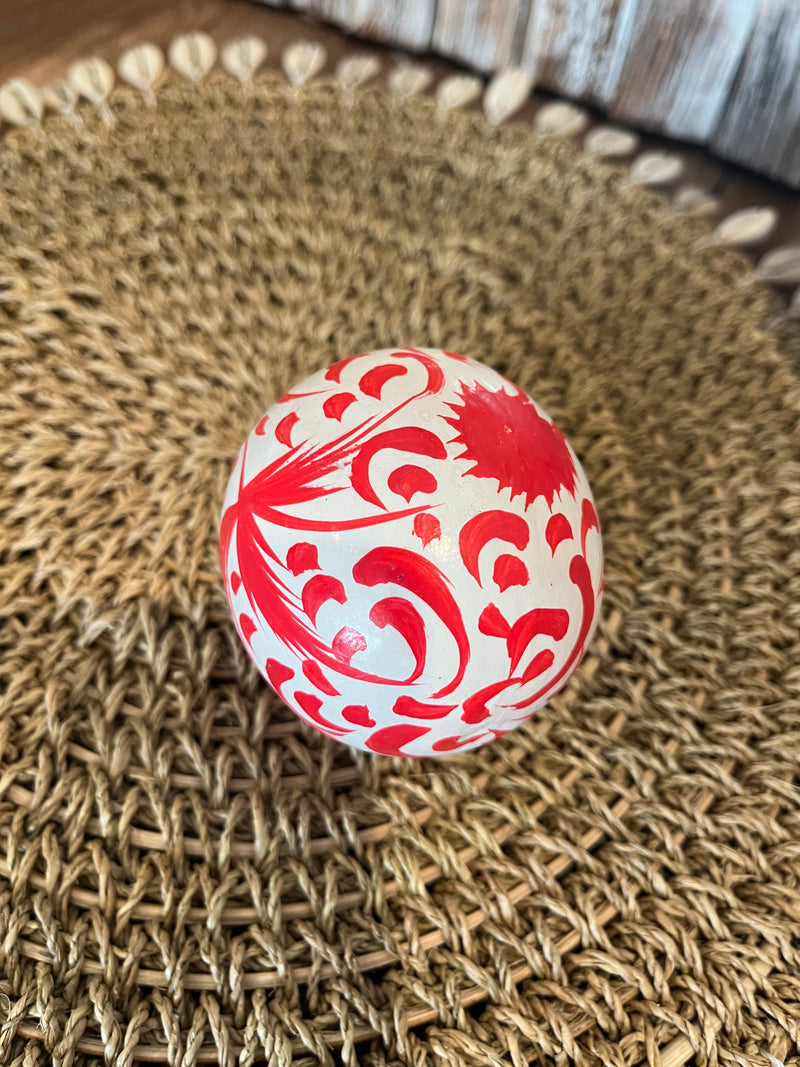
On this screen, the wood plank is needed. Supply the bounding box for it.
[712,0,800,189]
[0,0,353,86]
[611,0,758,142]
[0,0,187,84]
[432,0,531,72]
[311,0,436,52]
[522,0,641,108]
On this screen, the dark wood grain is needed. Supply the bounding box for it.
[0,0,354,84]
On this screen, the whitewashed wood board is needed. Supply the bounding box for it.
[712,0,800,189]
[309,0,437,49]
[262,0,800,186]
[522,0,641,108]
[433,0,529,72]
[611,0,758,141]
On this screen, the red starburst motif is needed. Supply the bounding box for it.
[443,381,577,508]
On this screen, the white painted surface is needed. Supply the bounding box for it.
[523,0,641,108]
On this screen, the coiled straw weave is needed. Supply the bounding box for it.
[0,70,798,1066]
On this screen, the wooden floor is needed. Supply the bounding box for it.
[1,0,356,85]
[2,0,799,244]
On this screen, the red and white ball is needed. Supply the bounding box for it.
[220,348,603,756]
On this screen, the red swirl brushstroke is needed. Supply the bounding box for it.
[275,412,299,447]
[239,614,257,643]
[432,732,488,752]
[462,565,593,725]
[546,513,573,555]
[254,414,270,436]
[461,636,562,723]
[323,393,357,421]
[279,390,327,403]
[237,353,450,521]
[265,658,294,699]
[462,678,516,725]
[228,360,444,531]
[325,353,365,383]
[326,349,444,410]
[294,691,350,735]
[353,547,470,699]
[393,696,457,719]
[391,350,446,397]
[478,603,510,639]
[493,555,529,591]
[342,705,375,728]
[301,574,346,625]
[512,555,596,709]
[581,498,600,558]
[230,572,242,595]
[413,513,441,547]
[359,364,408,398]
[301,660,340,696]
[365,722,430,756]
[286,542,320,575]
[507,607,570,673]
[220,433,429,688]
[222,509,411,687]
[230,435,339,511]
[387,465,438,503]
[332,627,367,664]
[370,597,427,683]
[522,648,555,683]
[459,510,530,586]
[240,506,427,535]
[350,427,447,510]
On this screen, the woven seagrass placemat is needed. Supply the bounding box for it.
[0,59,799,1067]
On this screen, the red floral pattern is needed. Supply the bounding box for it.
[220,348,603,756]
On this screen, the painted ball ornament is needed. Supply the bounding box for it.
[220,348,603,756]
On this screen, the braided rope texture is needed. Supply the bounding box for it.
[0,73,798,1066]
